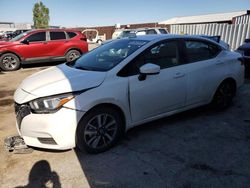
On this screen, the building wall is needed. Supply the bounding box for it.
[14,23,32,29]
[234,14,250,24]
[0,22,15,31]
[0,22,32,32]
[170,23,250,50]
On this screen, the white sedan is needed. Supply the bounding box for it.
[14,35,244,153]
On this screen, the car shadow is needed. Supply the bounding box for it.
[15,160,61,188]
[73,104,250,188]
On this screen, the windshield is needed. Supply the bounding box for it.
[68,39,148,71]
[10,30,31,42]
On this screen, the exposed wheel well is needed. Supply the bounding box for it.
[220,78,237,96]
[0,51,22,62]
[65,48,82,56]
[81,103,126,133]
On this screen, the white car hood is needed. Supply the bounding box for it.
[14,64,106,104]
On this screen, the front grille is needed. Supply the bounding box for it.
[15,103,31,129]
[38,137,57,145]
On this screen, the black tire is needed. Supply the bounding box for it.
[65,50,81,62]
[97,40,102,44]
[76,106,124,154]
[0,53,20,71]
[211,80,236,110]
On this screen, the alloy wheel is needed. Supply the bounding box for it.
[68,51,80,61]
[214,82,234,108]
[84,113,118,149]
[2,56,18,70]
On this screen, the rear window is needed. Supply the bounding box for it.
[50,31,66,40]
[185,40,221,63]
[67,32,77,38]
[146,29,157,34]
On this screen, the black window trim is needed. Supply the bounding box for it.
[25,31,47,43]
[48,31,67,41]
[65,31,78,39]
[65,31,70,39]
[180,38,222,64]
[117,38,184,77]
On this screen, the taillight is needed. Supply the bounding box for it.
[80,37,87,41]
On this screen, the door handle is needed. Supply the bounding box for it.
[174,72,185,78]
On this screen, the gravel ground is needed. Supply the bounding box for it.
[0,46,250,187]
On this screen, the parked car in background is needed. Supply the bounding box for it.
[0,31,6,41]
[11,29,30,39]
[135,27,168,35]
[0,31,13,40]
[112,27,168,39]
[0,31,5,37]
[112,29,133,39]
[82,29,106,44]
[14,35,244,153]
[237,39,250,77]
[0,29,88,71]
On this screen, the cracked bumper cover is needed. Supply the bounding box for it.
[16,107,85,150]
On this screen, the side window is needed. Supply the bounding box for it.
[50,32,66,40]
[67,32,77,38]
[146,29,157,34]
[118,40,180,77]
[26,32,46,42]
[136,30,146,35]
[185,40,221,63]
[146,40,180,69]
[159,29,168,34]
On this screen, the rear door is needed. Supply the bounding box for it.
[17,31,48,59]
[46,31,67,57]
[181,39,224,105]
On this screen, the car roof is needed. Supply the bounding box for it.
[133,34,212,41]
[135,27,165,31]
[29,29,81,33]
[128,34,225,48]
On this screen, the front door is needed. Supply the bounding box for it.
[17,31,49,59]
[46,31,67,57]
[125,40,187,122]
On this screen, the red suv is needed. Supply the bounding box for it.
[0,29,88,71]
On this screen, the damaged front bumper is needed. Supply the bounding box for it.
[4,135,33,154]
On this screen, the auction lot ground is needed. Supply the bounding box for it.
[1,45,250,187]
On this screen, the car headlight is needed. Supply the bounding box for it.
[29,93,75,113]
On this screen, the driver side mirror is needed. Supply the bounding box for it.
[138,63,160,81]
[21,39,29,45]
